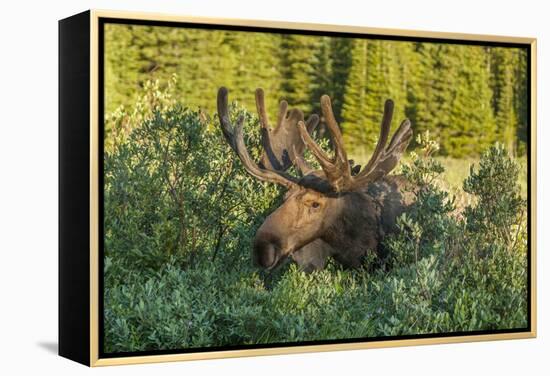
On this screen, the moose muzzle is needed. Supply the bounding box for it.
[253,232,286,269]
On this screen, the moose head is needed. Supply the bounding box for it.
[217,87,413,271]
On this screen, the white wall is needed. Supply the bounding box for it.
[0,0,547,374]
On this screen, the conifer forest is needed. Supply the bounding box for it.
[105,24,528,158]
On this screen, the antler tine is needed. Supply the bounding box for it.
[217,87,297,189]
[320,95,350,168]
[276,100,289,130]
[255,88,272,130]
[350,110,413,189]
[386,118,412,153]
[292,145,314,176]
[305,113,320,134]
[255,88,277,166]
[217,87,238,151]
[359,99,394,177]
[353,125,412,187]
[221,88,412,192]
[291,114,320,176]
[297,95,352,192]
[297,121,333,171]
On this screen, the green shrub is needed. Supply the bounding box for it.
[104,91,281,281]
[387,131,456,268]
[103,82,528,353]
[463,144,526,247]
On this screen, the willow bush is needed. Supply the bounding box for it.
[103,83,528,353]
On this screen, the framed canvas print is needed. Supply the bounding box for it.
[59,9,537,367]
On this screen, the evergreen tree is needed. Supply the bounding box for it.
[104,24,143,114]
[363,39,385,143]
[175,28,236,113]
[513,48,529,155]
[410,44,496,157]
[327,37,353,123]
[309,37,333,117]
[448,45,496,157]
[341,39,369,150]
[364,40,411,142]
[409,43,455,147]
[223,31,284,115]
[279,35,320,114]
[491,47,517,155]
[384,41,415,126]
[309,37,353,139]
[341,40,413,155]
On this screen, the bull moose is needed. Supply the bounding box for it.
[217,87,414,271]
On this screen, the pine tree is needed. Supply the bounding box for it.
[104,24,143,114]
[384,41,415,126]
[491,47,518,155]
[223,31,284,115]
[447,45,496,156]
[279,35,320,114]
[327,37,353,123]
[309,37,353,139]
[513,48,529,155]
[409,43,455,147]
[364,40,410,141]
[309,37,333,117]
[410,43,496,157]
[363,39,385,141]
[341,40,413,156]
[340,39,369,151]
[175,28,238,113]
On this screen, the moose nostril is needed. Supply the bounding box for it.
[253,242,277,268]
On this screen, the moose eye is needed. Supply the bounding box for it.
[311,202,320,209]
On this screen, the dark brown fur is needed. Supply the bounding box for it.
[254,175,413,270]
